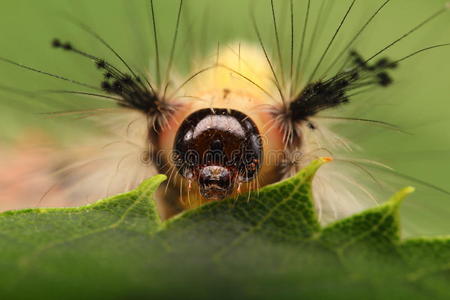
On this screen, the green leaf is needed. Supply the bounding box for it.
[0,160,449,300]
[160,158,324,256]
[0,175,166,298]
[319,187,414,260]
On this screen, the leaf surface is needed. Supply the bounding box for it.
[0,160,448,300]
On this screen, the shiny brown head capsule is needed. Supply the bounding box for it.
[173,108,263,201]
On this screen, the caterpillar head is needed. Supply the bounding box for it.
[173,108,263,201]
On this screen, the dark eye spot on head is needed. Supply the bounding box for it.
[211,139,223,151]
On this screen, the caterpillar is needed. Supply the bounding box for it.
[0,0,449,235]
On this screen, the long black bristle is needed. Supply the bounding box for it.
[52,38,164,116]
[289,50,397,123]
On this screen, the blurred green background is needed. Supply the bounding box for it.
[0,0,449,236]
